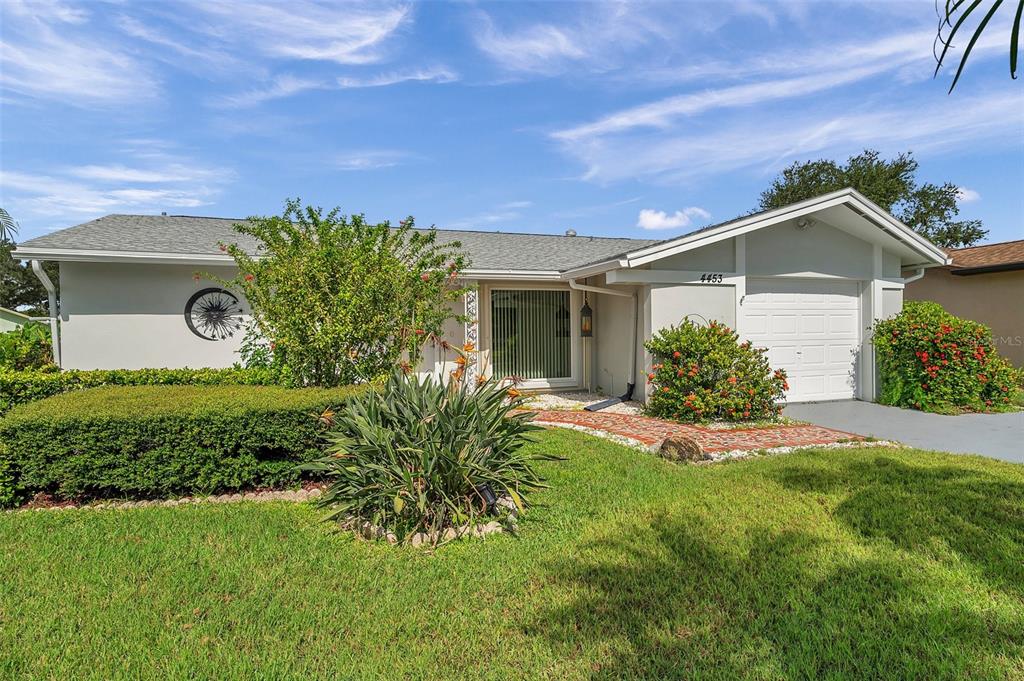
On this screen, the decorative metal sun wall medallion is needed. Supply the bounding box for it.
[184,288,244,341]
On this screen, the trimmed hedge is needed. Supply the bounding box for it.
[0,365,289,417]
[0,384,364,507]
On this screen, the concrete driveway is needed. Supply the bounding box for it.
[784,400,1024,463]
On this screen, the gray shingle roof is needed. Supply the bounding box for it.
[17,214,660,272]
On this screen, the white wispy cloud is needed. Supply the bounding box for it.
[637,207,711,230]
[554,25,1011,143]
[561,92,1022,185]
[186,1,410,65]
[1,151,234,226]
[555,66,887,142]
[214,75,327,108]
[957,187,981,203]
[445,201,532,230]
[0,2,158,106]
[471,3,676,75]
[333,150,413,171]
[337,66,457,89]
[473,17,585,74]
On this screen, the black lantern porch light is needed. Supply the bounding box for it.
[580,294,593,337]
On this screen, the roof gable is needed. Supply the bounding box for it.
[562,188,950,277]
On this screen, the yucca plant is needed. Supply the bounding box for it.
[302,369,553,544]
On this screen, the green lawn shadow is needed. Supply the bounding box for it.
[527,454,1024,679]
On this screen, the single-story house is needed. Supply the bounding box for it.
[14,188,949,403]
[0,306,30,332]
[905,238,1023,367]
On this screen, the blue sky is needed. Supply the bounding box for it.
[2,0,1022,245]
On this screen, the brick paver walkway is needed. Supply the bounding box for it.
[530,410,863,453]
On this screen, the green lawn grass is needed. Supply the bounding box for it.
[2,430,1022,679]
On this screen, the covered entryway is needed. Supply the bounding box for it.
[742,278,860,402]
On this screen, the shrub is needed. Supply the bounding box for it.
[644,319,788,422]
[0,365,289,416]
[0,384,364,507]
[0,322,52,370]
[873,301,1020,413]
[219,200,472,387]
[303,371,551,544]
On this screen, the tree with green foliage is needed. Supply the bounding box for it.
[221,200,471,387]
[0,208,57,316]
[758,150,987,248]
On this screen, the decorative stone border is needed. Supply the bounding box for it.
[692,439,904,464]
[6,488,520,548]
[6,486,324,513]
[342,496,518,546]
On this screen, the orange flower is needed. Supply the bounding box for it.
[507,387,521,398]
[727,376,737,384]
[463,342,475,352]
[454,355,467,366]
[672,351,681,358]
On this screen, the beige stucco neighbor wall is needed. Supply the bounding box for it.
[906,268,1024,366]
[60,261,248,369]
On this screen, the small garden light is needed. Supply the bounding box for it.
[580,295,593,338]
[475,483,498,513]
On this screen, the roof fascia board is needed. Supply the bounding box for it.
[12,248,565,280]
[463,269,563,281]
[559,258,630,279]
[950,262,1024,276]
[11,248,236,265]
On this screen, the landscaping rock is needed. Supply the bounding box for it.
[658,436,709,463]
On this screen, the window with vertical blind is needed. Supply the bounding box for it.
[490,289,572,380]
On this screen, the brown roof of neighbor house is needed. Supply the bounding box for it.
[946,239,1024,275]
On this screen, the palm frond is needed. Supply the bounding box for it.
[935,0,1023,91]
[0,207,18,242]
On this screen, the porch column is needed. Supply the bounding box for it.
[464,288,479,384]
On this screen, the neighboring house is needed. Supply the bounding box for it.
[0,306,30,332]
[905,239,1024,367]
[14,189,949,403]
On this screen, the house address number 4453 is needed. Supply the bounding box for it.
[699,273,725,283]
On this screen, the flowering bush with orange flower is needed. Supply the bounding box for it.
[644,319,788,423]
[873,301,1020,414]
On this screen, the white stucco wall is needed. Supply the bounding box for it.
[881,288,904,320]
[746,220,874,279]
[60,261,248,369]
[648,284,737,331]
[591,275,642,397]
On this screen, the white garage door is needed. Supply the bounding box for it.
[742,279,861,402]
